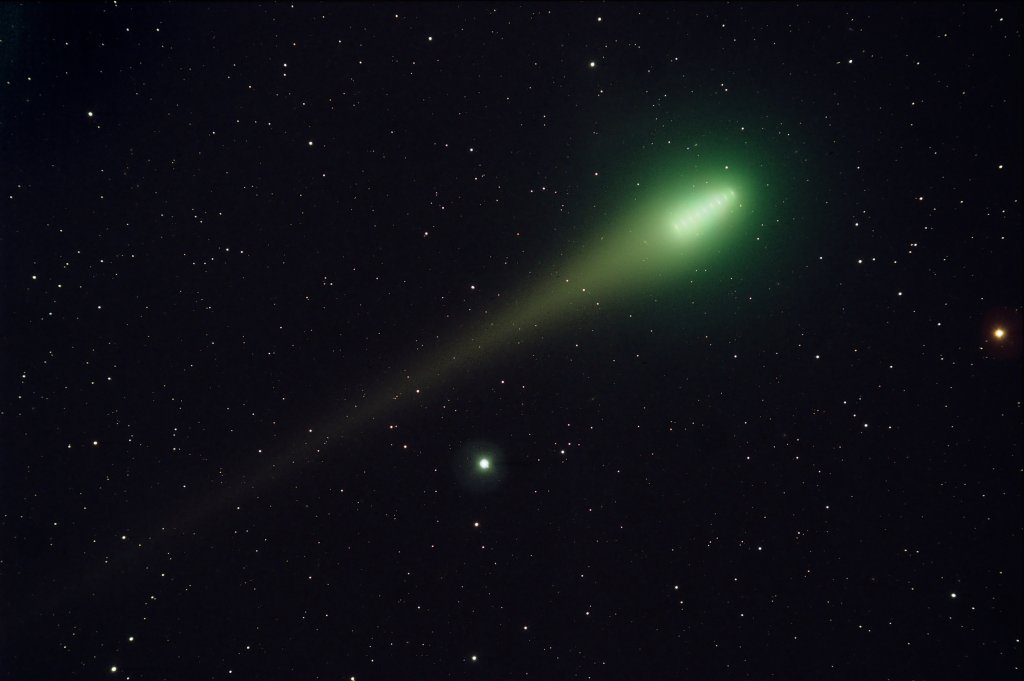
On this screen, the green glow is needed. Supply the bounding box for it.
[493,179,747,329]
[669,188,738,240]
[355,170,752,404]
[478,457,490,470]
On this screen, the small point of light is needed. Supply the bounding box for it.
[110,667,117,673]
[993,327,1005,339]
[471,655,478,662]
[950,592,957,599]
[478,458,490,470]
[88,111,94,117]
[589,61,596,68]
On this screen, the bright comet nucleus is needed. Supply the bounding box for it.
[670,188,738,239]
[478,457,491,470]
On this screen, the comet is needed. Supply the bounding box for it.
[51,169,753,615]
[130,175,747,542]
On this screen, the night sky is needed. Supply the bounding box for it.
[3,2,1022,679]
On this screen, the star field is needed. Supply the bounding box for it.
[2,3,1022,679]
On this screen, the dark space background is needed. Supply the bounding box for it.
[2,2,1021,679]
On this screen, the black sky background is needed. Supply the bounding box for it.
[2,2,1022,679]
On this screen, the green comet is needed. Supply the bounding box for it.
[344,175,750,414]
[152,165,752,529]
[443,181,745,356]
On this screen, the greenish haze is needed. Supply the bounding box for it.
[376,156,765,404]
